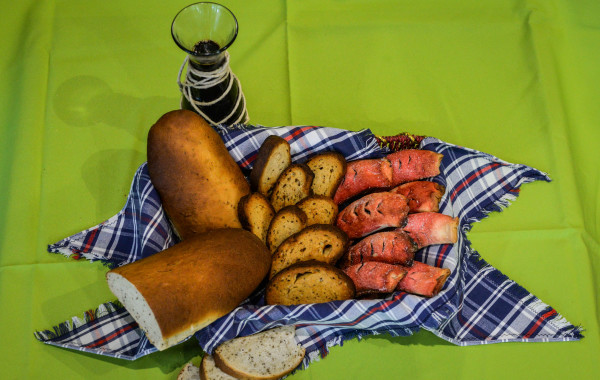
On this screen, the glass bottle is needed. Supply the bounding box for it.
[171,2,249,126]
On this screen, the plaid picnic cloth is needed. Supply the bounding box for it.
[35,125,583,364]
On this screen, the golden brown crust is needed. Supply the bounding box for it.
[108,228,270,342]
[147,110,250,240]
[265,260,356,305]
[249,135,291,196]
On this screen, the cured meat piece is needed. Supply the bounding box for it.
[386,150,443,185]
[336,192,409,239]
[396,261,451,297]
[343,262,407,295]
[401,212,458,248]
[390,181,445,213]
[339,230,417,268]
[333,158,392,204]
[333,150,443,205]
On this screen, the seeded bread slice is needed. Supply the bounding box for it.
[266,205,307,254]
[265,260,356,305]
[296,195,339,226]
[178,362,201,380]
[269,164,314,212]
[200,355,237,380]
[250,135,291,196]
[305,152,347,198]
[238,192,276,244]
[213,325,305,380]
[270,224,349,278]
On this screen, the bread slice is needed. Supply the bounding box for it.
[200,355,237,380]
[296,195,339,225]
[270,224,349,278]
[266,205,307,253]
[106,229,271,351]
[269,163,314,212]
[178,362,201,380]
[238,192,276,244]
[250,135,291,196]
[213,325,305,380]
[305,152,347,197]
[265,261,356,305]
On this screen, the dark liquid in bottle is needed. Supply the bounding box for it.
[193,40,220,55]
[182,39,247,125]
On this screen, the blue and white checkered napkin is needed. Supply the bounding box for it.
[36,125,583,364]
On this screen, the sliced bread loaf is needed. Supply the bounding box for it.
[270,224,349,278]
[213,325,305,380]
[266,205,307,253]
[178,362,201,380]
[200,354,237,380]
[265,260,356,305]
[269,163,314,212]
[305,152,347,197]
[296,195,339,225]
[106,229,271,351]
[238,192,276,244]
[250,135,291,196]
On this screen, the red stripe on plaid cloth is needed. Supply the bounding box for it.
[239,152,258,169]
[85,322,137,348]
[82,228,99,254]
[436,244,452,268]
[283,126,317,141]
[450,163,502,201]
[523,309,558,338]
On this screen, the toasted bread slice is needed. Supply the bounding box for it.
[238,192,276,244]
[266,205,308,253]
[265,260,356,305]
[296,195,339,225]
[213,325,305,380]
[269,163,314,212]
[250,135,291,196]
[178,362,201,380]
[305,152,347,197]
[270,224,349,278]
[199,354,237,380]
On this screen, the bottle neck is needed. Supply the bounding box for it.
[188,52,228,73]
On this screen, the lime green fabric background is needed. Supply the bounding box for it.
[1,0,598,378]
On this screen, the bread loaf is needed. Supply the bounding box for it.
[147,110,250,239]
[106,228,270,351]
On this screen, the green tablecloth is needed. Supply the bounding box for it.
[1,0,598,378]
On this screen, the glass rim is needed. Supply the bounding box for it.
[171,1,239,57]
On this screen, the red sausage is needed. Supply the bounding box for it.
[390,181,445,213]
[396,261,451,297]
[339,230,416,268]
[401,212,458,249]
[336,192,409,239]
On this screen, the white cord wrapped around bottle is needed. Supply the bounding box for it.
[177,52,249,126]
